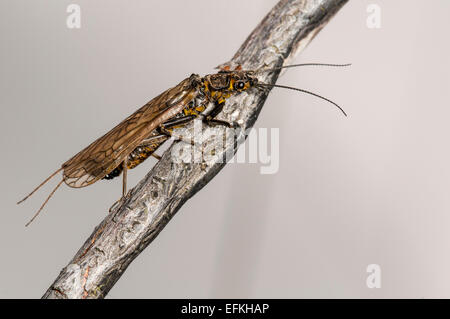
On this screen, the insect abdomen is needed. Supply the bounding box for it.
[103,145,162,180]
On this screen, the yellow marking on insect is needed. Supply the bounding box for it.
[229,78,235,91]
[203,80,210,93]
[183,109,199,116]
[195,105,206,112]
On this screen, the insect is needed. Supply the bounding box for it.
[18,63,349,226]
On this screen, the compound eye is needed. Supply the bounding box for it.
[235,81,245,90]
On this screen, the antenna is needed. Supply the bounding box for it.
[258,83,347,116]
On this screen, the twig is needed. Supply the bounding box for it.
[42,0,348,299]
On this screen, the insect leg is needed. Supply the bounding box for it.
[207,100,225,118]
[159,124,196,146]
[202,101,236,128]
[138,115,197,148]
[108,159,128,214]
[108,116,197,210]
[151,153,162,160]
[205,118,236,128]
[159,115,198,142]
[122,158,128,197]
[136,115,198,161]
[138,115,197,149]
[161,114,197,128]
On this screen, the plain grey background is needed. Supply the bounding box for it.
[1,0,450,298]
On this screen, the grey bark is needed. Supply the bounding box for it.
[43,0,348,299]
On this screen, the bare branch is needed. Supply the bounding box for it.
[42,0,348,299]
